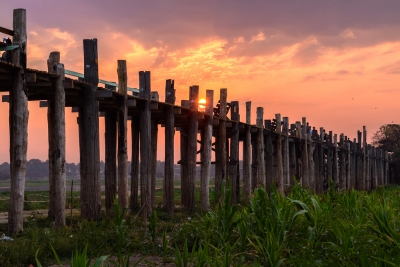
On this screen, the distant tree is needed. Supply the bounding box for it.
[372,124,400,183]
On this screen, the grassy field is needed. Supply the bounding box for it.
[1,182,400,266]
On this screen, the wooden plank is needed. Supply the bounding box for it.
[127,99,136,107]
[24,73,36,82]
[129,118,140,210]
[39,100,48,107]
[2,95,9,102]
[117,60,128,209]
[0,26,14,36]
[8,8,28,234]
[96,89,113,98]
[243,101,251,199]
[79,39,101,220]
[200,89,213,210]
[164,79,175,216]
[173,107,181,114]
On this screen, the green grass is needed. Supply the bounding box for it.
[1,181,400,266]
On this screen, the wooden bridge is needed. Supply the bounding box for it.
[0,9,393,234]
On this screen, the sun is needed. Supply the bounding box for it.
[199,98,206,109]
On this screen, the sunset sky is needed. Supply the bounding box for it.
[0,1,400,164]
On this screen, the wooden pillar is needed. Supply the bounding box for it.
[274,114,284,193]
[256,108,266,188]
[129,118,139,210]
[229,101,239,203]
[307,126,315,191]
[164,79,175,215]
[105,85,117,212]
[301,118,309,188]
[356,131,363,190]
[362,126,367,190]
[117,60,128,209]
[46,52,66,228]
[150,116,158,208]
[282,117,290,192]
[186,86,199,213]
[242,101,251,199]
[215,89,227,196]
[316,128,325,193]
[139,71,152,218]
[312,129,320,192]
[8,8,28,234]
[350,139,356,190]
[79,39,101,220]
[379,149,384,186]
[327,131,333,185]
[200,90,213,210]
[384,151,389,185]
[265,120,273,191]
[332,134,338,185]
[345,138,351,190]
[251,132,258,192]
[371,146,377,189]
[339,134,346,189]
[289,125,297,187]
[180,100,189,206]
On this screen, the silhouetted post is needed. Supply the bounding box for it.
[282,117,290,192]
[256,107,265,188]
[289,125,297,187]
[301,118,309,188]
[200,90,213,210]
[8,8,28,234]
[273,114,283,192]
[180,100,189,206]
[371,146,377,189]
[129,118,139,210]
[307,126,315,191]
[251,133,258,192]
[117,60,128,209]
[215,89,227,196]
[229,101,239,203]
[327,131,333,186]
[265,120,273,191]
[242,101,251,199]
[79,39,101,220]
[186,85,199,213]
[47,52,66,228]
[139,71,152,218]
[164,79,175,215]
[333,134,338,185]
[317,128,325,193]
[312,129,321,192]
[105,84,117,212]
[356,131,363,190]
[150,114,158,207]
[339,134,346,189]
[362,126,367,190]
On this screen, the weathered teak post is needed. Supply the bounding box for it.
[264,120,273,191]
[164,79,175,215]
[327,131,333,186]
[186,85,199,213]
[339,134,346,189]
[251,134,258,191]
[47,52,66,228]
[333,134,338,184]
[312,128,320,192]
[274,114,283,193]
[117,60,128,209]
[242,101,251,198]
[307,126,315,191]
[130,118,140,210]
[289,125,297,187]
[256,107,265,188]
[347,139,353,189]
[8,8,28,234]
[180,100,189,206]
[229,101,239,204]
[139,71,152,218]
[362,126,367,190]
[105,84,117,212]
[371,146,377,189]
[200,90,213,210]
[215,89,227,196]
[282,117,290,192]
[356,131,363,190]
[150,94,158,207]
[301,118,309,188]
[79,39,101,220]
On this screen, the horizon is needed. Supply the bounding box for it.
[1,1,399,164]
